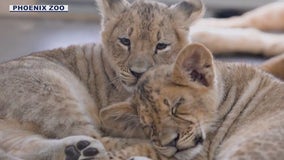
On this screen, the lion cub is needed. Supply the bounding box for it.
[101,43,284,160]
[0,0,205,159]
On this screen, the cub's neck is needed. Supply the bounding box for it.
[214,61,262,119]
[206,61,284,159]
[214,61,281,121]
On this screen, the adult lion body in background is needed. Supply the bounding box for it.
[192,1,284,80]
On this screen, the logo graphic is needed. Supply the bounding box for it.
[9,5,68,12]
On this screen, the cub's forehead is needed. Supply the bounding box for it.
[138,66,171,87]
[116,1,175,40]
[126,1,172,23]
[135,64,199,101]
[135,66,172,100]
[131,0,169,13]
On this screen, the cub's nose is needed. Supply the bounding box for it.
[194,135,204,145]
[130,69,144,79]
[129,57,153,79]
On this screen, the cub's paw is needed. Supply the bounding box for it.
[62,136,108,160]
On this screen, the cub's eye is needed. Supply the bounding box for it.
[163,99,170,106]
[156,43,170,51]
[118,37,131,47]
[171,107,177,115]
[175,98,185,107]
[171,97,185,116]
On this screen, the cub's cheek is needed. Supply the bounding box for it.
[153,144,177,157]
[176,134,204,152]
[174,145,203,160]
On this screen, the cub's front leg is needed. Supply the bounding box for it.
[106,143,170,160]
[63,136,168,160]
[0,119,161,160]
[63,137,166,160]
[0,149,23,160]
[0,57,108,159]
[0,57,101,138]
[0,119,108,160]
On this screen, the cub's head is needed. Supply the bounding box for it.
[100,43,219,159]
[96,0,204,90]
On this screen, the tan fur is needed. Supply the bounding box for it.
[195,2,284,31]
[190,2,284,79]
[103,43,284,160]
[1,0,283,159]
[191,1,284,56]
[261,53,284,81]
[0,0,205,159]
[191,26,284,56]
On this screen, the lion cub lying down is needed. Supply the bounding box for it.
[101,43,284,159]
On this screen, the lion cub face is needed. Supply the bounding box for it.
[97,0,204,90]
[101,43,219,159]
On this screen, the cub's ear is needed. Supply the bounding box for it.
[96,0,130,23]
[172,43,215,88]
[100,102,144,138]
[170,0,205,29]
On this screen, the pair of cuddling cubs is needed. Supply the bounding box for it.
[1,0,283,159]
[101,43,284,160]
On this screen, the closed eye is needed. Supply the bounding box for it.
[163,98,170,106]
[171,97,185,116]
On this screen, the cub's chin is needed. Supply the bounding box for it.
[174,144,203,160]
[154,144,203,160]
[121,79,138,92]
[153,132,205,159]
[121,81,136,92]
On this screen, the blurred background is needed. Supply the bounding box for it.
[0,0,276,63]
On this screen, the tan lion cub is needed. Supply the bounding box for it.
[0,0,205,159]
[101,43,284,160]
